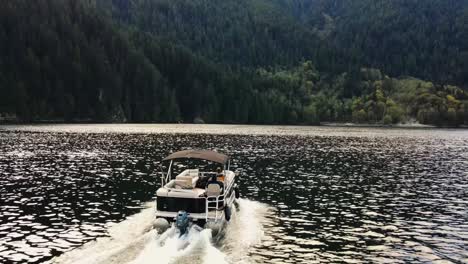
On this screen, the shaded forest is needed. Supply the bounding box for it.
[0,0,467,126]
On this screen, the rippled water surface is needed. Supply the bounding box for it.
[0,124,467,263]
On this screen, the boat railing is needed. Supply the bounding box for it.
[205,195,224,221]
[205,178,235,222]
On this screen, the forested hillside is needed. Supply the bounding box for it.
[0,0,468,126]
[0,0,178,122]
[99,0,324,67]
[0,0,258,123]
[290,0,468,86]
[106,0,468,86]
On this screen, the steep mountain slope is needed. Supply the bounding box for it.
[101,0,343,69]
[106,0,468,87]
[0,0,256,123]
[1,0,467,126]
[291,0,468,86]
[0,0,176,122]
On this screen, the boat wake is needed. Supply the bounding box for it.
[221,199,271,264]
[50,199,271,264]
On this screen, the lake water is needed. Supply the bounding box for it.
[0,124,467,263]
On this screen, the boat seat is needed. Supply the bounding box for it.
[187,169,199,177]
[157,185,206,198]
[174,176,199,189]
[175,169,199,189]
[206,183,222,196]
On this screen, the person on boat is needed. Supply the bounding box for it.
[216,167,225,182]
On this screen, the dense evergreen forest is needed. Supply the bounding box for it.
[1,0,468,126]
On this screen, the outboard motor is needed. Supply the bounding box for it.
[175,211,190,236]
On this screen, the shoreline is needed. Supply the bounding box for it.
[319,122,438,128]
[1,122,467,130]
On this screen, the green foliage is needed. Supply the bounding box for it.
[0,0,176,122]
[109,0,322,68]
[386,105,405,124]
[293,0,468,86]
[303,105,319,125]
[107,0,468,87]
[0,0,256,123]
[353,109,367,123]
[383,115,393,125]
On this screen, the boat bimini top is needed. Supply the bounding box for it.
[163,149,229,164]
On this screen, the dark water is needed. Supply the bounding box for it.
[0,125,467,263]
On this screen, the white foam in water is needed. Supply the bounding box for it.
[50,199,270,264]
[129,227,227,264]
[222,199,271,264]
[50,202,156,264]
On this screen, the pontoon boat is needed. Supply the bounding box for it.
[154,150,239,235]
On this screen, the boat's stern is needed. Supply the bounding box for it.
[153,167,237,235]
